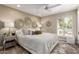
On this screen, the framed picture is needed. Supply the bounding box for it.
[14,19,24,29]
[46,20,52,27]
[24,17,32,26]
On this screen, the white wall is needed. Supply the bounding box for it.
[0,5,39,28]
[41,10,77,44]
[41,10,77,33]
[77,8,79,45]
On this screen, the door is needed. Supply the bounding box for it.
[57,16,73,41]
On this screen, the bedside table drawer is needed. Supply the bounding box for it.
[3,36,17,49]
[5,40,16,48]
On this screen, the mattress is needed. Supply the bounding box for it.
[16,31,58,54]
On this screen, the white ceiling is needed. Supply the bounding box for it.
[3,4,79,17]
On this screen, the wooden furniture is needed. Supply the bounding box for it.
[3,36,17,51]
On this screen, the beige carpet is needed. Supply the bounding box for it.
[52,41,79,54]
[0,41,79,54]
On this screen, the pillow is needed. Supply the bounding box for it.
[32,30,42,35]
[22,28,32,35]
[16,29,23,35]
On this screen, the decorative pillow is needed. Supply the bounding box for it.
[22,28,32,35]
[32,30,42,35]
[16,29,23,35]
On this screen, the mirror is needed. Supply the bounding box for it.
[14,19,24,29]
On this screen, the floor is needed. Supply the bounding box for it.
[52,41,79,54]
[0,40,79,54]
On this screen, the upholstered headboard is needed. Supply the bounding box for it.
[0,21,4,29]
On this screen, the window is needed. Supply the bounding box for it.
[57,16,73,37]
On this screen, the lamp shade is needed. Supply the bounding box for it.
[5,22,14,28]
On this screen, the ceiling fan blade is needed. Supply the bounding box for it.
[45,4,61,10]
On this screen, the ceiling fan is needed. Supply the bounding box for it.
[44,4,61,10]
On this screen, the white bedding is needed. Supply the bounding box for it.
[16,30,58,54]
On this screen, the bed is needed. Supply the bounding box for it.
[16,29,59,54]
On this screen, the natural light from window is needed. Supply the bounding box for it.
[57,16,73,37]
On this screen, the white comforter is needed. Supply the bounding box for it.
[16,31,58,54]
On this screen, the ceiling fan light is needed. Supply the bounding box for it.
[45,6,48,9]
[17,5,21,7]
[44,4,61,10]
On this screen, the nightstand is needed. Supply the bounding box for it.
[0,46,3,51]
[3,36,17,52]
